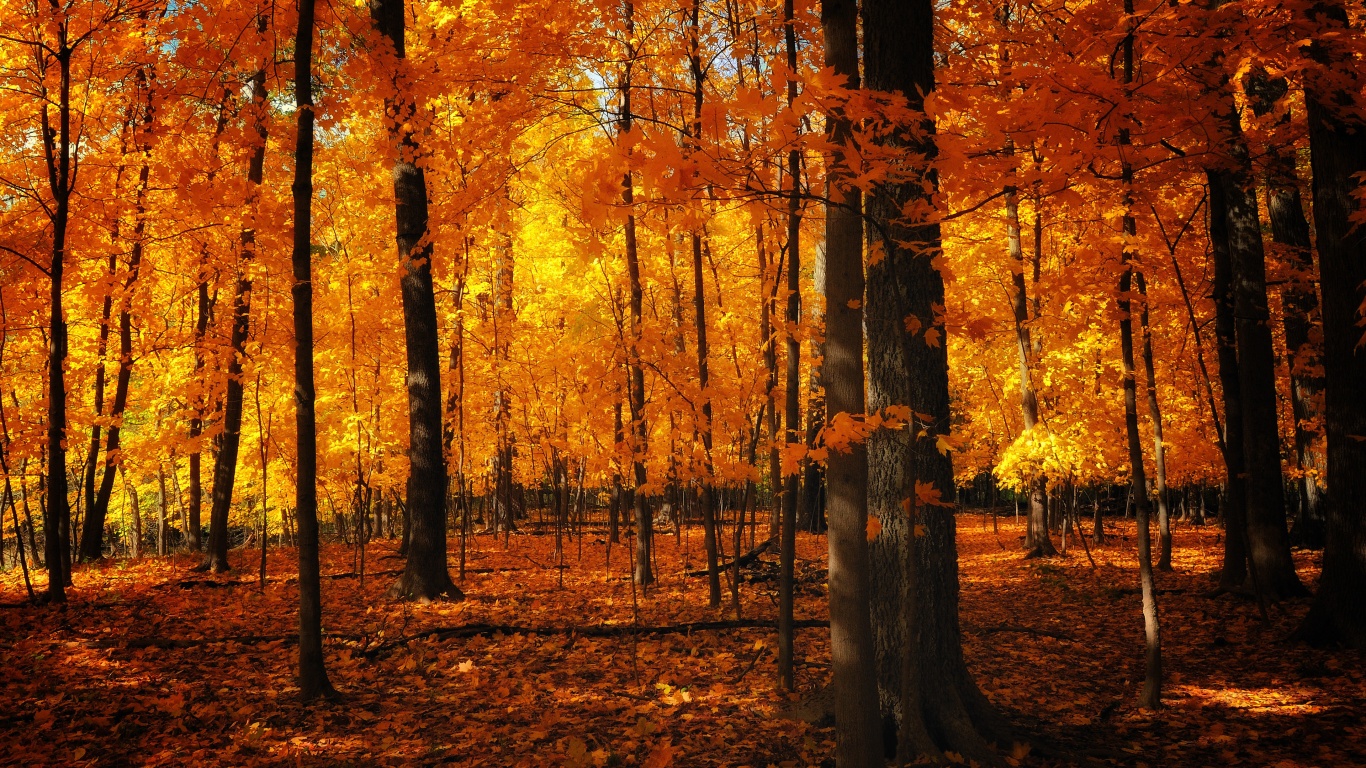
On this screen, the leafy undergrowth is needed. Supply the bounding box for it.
[1,517,1361,767]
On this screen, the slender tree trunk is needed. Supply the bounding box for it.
[291,0,333,700]
[800,245,826,534]
[821,1,881,761]
[1118,7,1162,708]
[373,0,458,601]
[777,0,802,690]
[619,0,652,586]
[80,146,146,561]
[1136,273,1173,571]
[1296,4,1366,648]
[683,0,721,608]
[42,44,75,603]
[1006,180,1054,558]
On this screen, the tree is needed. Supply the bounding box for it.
[1296,0,1366,651]
[862,0,1013,758]
[372,0,459,602]
[820,0,882,763]
[290,0,334,701]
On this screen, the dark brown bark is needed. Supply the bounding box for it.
[1297,2,1366,649]
[821,0,882,763]
[373,0,459,602]
[1118,5,1162,709]
[1215,154,1304,598]
[1265,150,1326,548]
[42,41,75,602]
[291,0,334,701]
[619,0,651,586]
[863,0,1006,759]
[200,63,267,574]
[777,0,802,692]
[1208,175,1249,591]
[684,0,721,609]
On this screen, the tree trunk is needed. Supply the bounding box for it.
[1118,5,1162,709]
[777,0,802,690]
[1136,272,1173,570]
[1265,149,1326,548]
[1296,7,1366,648]
[821,0,882,763]
[1006,181,1054,559]
[1215,158,1304,598]
[862,0,1007,760]
[619,0,652,586]
[1208,175,1250,591]
[373,0,459,601]
[290,0,334,700]
[42,44,76,603]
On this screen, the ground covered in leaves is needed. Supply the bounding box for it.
[1,516,1361,766]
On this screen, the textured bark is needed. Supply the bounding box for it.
[290,0,334,700]
[1296,4,1366,649]
[373,0,459,602]
[863,0,1006,760]
[1265,149,1326,548]
[1215,158,1304,599]
[821,0,882,763]
[1208,176,1249,591]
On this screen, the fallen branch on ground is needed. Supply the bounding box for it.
[686,537,776,577]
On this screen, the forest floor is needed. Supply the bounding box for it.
[1,516,1361,767]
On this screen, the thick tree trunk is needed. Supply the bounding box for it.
[821,0,882,763]
[1208,176,1249,591]
[862,0,1006,760]
[373,0,459,601]
[1215,160,1304,599]
[290,0,334,701]
[1265,150,1326,548]
[1297,10,1366,648]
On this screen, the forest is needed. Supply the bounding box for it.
[0,0,1363,764]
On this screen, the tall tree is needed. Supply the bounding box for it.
[820,0,881,762]
[290,0,334,701]
[198,43,269,574]
[372,0,459,601]
[1116,0,1162,708]
[80,66,153,561]
[1296,0,1366,650]
[862,0,1010,758]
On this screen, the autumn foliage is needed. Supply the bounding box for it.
[1,0,1364,763]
